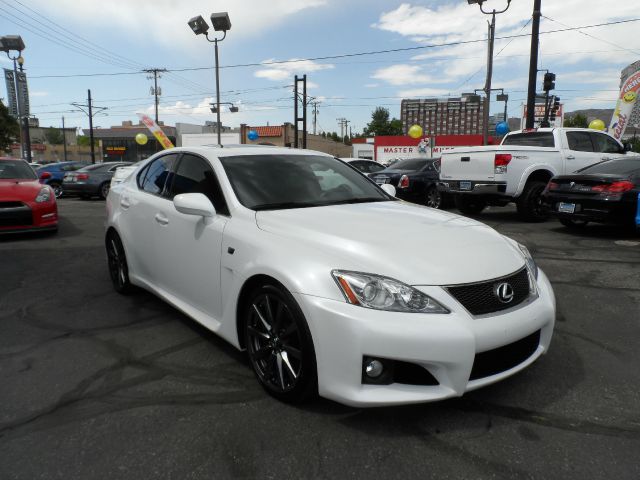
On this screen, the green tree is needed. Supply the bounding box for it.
[77,135,98,147]
[330,132,339,142]
[44,127,64,145]
[0,100,20,153]
[363,107,403,136]
[564,113,588,128]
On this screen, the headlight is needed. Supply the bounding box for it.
[517,243,538,280]
[332,270,449,313]
[35,186,51,203]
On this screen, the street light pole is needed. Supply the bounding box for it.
[468,0,511,145]
[526,0,542,129]
[188,12,231,147]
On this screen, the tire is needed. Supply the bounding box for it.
[51,183,63,199]
[425,186,442,209]
[99,182,110,200]
[244,283,317,403]
[516,181,550,222]
[454,194,487,215]
[560,218,588,229]
[106,231,134,294]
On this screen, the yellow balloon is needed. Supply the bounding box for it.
[135,133,148,145]
[589,119,605,131]
[408,124,423,139]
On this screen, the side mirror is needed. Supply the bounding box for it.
[380,183,396,197]
[39,171,52,180]
[173,193,216,217]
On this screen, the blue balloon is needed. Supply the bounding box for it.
[495,121,510,136]
[248,130,259,141]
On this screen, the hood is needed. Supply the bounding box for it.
[256,201,524,285]
[0,179,44,202]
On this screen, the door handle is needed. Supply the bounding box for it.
[120,197,130,209]
[566,155,575,160]
[154,213,169,226]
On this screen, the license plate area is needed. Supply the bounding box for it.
[558,202,576,214]
[459,181,472,191]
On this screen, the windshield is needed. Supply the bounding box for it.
[577,158,640,175]
[0,160,38,180]
[387,158,428,171]
[502,132,555,148]
[219,154,393,210]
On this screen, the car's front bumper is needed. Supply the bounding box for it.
[296,269,555,407]
[0,201,58,234]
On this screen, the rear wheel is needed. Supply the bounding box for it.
[244,283,317,403]
[99,182,110,200]
[516,181,550,222]
[425,186,442,209]
[106,231,134,294]
[51,183,63,198]
[454,194,487,215]
[560,218,588,229]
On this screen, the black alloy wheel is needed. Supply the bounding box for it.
[425,186,442,209]
[100,182,110,200]
[516,181,550,222]
[244,284,317,403]
[51,183,63,198]
[106,231,133,294]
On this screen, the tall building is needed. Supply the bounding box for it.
[621,60,640,128]
[400,94,484,136]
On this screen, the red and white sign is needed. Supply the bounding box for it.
[371,135,485,163]
[609,70,640,140]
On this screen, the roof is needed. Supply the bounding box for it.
[250,126,283,137]
[170,145,332,158]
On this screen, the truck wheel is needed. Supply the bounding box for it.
[454,195,487,215]
[516,181,549,222]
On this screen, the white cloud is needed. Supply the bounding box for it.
[372,64,446,86]
[254,59,334,82]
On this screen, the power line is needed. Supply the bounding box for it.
[26,18,640,80]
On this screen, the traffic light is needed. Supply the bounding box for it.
[550,96,561,121]
[543,72,556,92]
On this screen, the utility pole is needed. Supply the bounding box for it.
[343,119,351,143]
[337,118,346,138]
[144,68,167,123]
[62,116,68,162]
[71,89,107,164]
[526,0,542,129]
[311,100,320,135]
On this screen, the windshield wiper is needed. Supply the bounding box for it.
[252,201,324,211]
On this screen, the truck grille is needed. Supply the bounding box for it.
[446,267,531,315]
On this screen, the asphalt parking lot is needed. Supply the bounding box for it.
[1,198,639,479]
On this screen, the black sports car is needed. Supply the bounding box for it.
[542,157,640,229]
[369,158,447,208]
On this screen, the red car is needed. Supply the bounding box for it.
[0,157,58,234]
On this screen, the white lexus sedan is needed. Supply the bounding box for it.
[105,146,555,407]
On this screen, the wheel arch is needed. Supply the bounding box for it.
[516,167,555,197]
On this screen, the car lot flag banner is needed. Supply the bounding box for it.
[136,113,174,149]
[608,70,640,141]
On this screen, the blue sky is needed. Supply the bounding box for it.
[1,0,638,134]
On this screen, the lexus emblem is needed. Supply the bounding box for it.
[495,282,515,304]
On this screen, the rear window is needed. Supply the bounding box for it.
[389,159,428,170]
[577,158,640,175]
[77,164,106,172]
[501,132,555,148]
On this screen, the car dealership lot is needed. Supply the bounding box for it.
[1,199,639,479]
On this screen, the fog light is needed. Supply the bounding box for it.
[365,359,384,378]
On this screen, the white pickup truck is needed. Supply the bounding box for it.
[438,127,636,221]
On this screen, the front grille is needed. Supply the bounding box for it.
[469,330,541,380]
[0,202,32,226]
[446,267,530,315]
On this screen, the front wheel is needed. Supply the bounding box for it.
[425,186,442,209]
[454,194,487,215]
[244,283,317,403]
[99,182,110,200]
